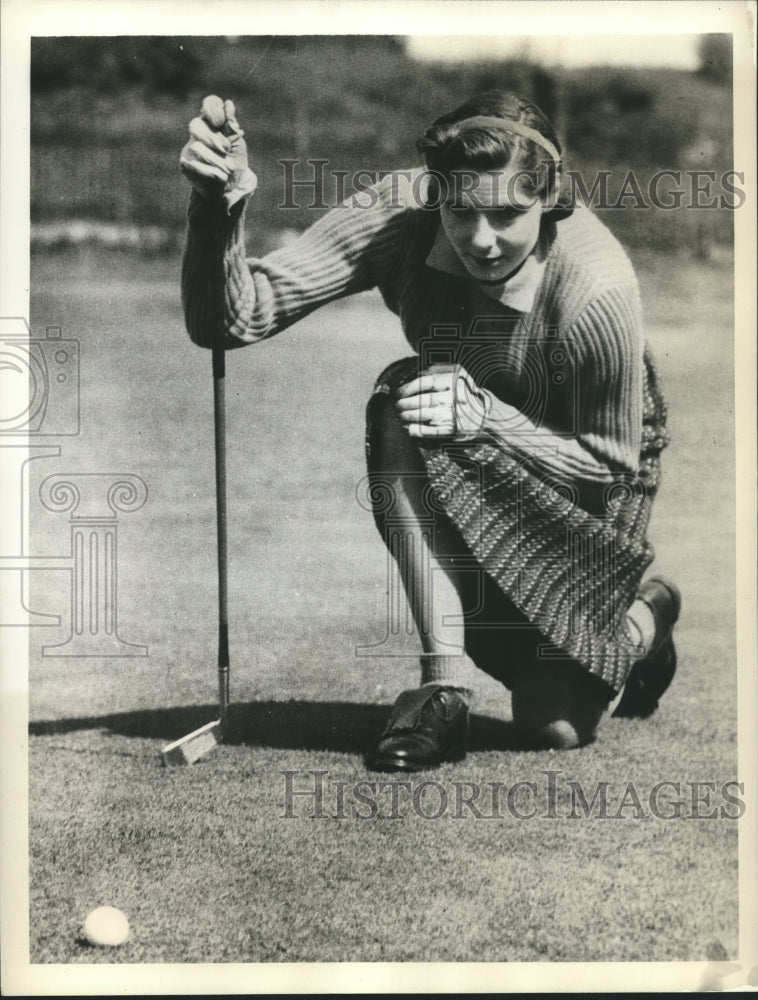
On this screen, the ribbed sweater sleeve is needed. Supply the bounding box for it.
[570,284,643,474]
[182,176,410,349]
[480,284,643,486]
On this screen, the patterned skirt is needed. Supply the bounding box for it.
[364,345,669,693]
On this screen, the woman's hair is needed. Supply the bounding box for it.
[418,90,571,216]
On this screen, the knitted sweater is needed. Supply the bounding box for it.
[182,169,644,488]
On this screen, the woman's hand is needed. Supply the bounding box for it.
[180,95,258,210]
[394,364,491,440]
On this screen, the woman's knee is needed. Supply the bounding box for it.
[517,718,589,751]
[366,358,422,468]
[364,396,426,542]
[511,660,612,750]
[367,394,428,485]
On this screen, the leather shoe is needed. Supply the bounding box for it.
[613,576,681,719]
[367,685,469,772]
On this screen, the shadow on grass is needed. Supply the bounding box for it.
[29,700,521,753]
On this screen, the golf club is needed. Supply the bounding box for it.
[161,218,230,765]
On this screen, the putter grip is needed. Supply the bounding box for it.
[212,344,225,380]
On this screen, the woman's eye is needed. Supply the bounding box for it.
[445,204,521,221]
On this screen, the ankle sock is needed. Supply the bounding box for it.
[627,599,656,655]
[420,653,473,701]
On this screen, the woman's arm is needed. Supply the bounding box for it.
[479,287,643,485]
[479,394,631,485]
[181,173,411,349]
[397,285,643,489]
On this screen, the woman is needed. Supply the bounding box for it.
[180,90,680,770]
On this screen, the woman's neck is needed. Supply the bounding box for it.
[477,253,531,287]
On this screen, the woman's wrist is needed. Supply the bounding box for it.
[188,189,247,244]
[453,383,496,442]
[476,388,514,443]
[223,168,258,213]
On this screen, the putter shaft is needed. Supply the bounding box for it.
[213,345,230,733]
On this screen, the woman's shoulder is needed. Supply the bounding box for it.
[367,167,434,215]
[550,206,638,288]
[259,167,431,268]
[538,207,641,333]
[308,166,433,243]
[357,168,439,259]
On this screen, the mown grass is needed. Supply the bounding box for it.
[26,244,738,964]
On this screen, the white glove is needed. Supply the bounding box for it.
[180,95,258,212]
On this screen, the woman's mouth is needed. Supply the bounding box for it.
[470,253,506,266]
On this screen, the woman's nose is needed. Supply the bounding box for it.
[468,213,497,251]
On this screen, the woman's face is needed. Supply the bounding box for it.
[439,166,546,283]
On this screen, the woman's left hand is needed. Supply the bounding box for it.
[394,365,490,440]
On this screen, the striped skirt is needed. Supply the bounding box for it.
[365,344,669,693]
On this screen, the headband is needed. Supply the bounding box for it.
[451,115,561,164]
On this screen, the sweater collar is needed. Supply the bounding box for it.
[425,222,549,313]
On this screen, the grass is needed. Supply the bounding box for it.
[24,243,738,966]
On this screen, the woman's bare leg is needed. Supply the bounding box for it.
[368,389,672,748]
[371,396,475,689]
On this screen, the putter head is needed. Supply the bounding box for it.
[161,719,224,765]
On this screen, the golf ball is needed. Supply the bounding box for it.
[83,906,130,947]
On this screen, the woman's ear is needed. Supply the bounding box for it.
[541,164,563,214]
[422,170,441,210]
[541,165,574,221]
